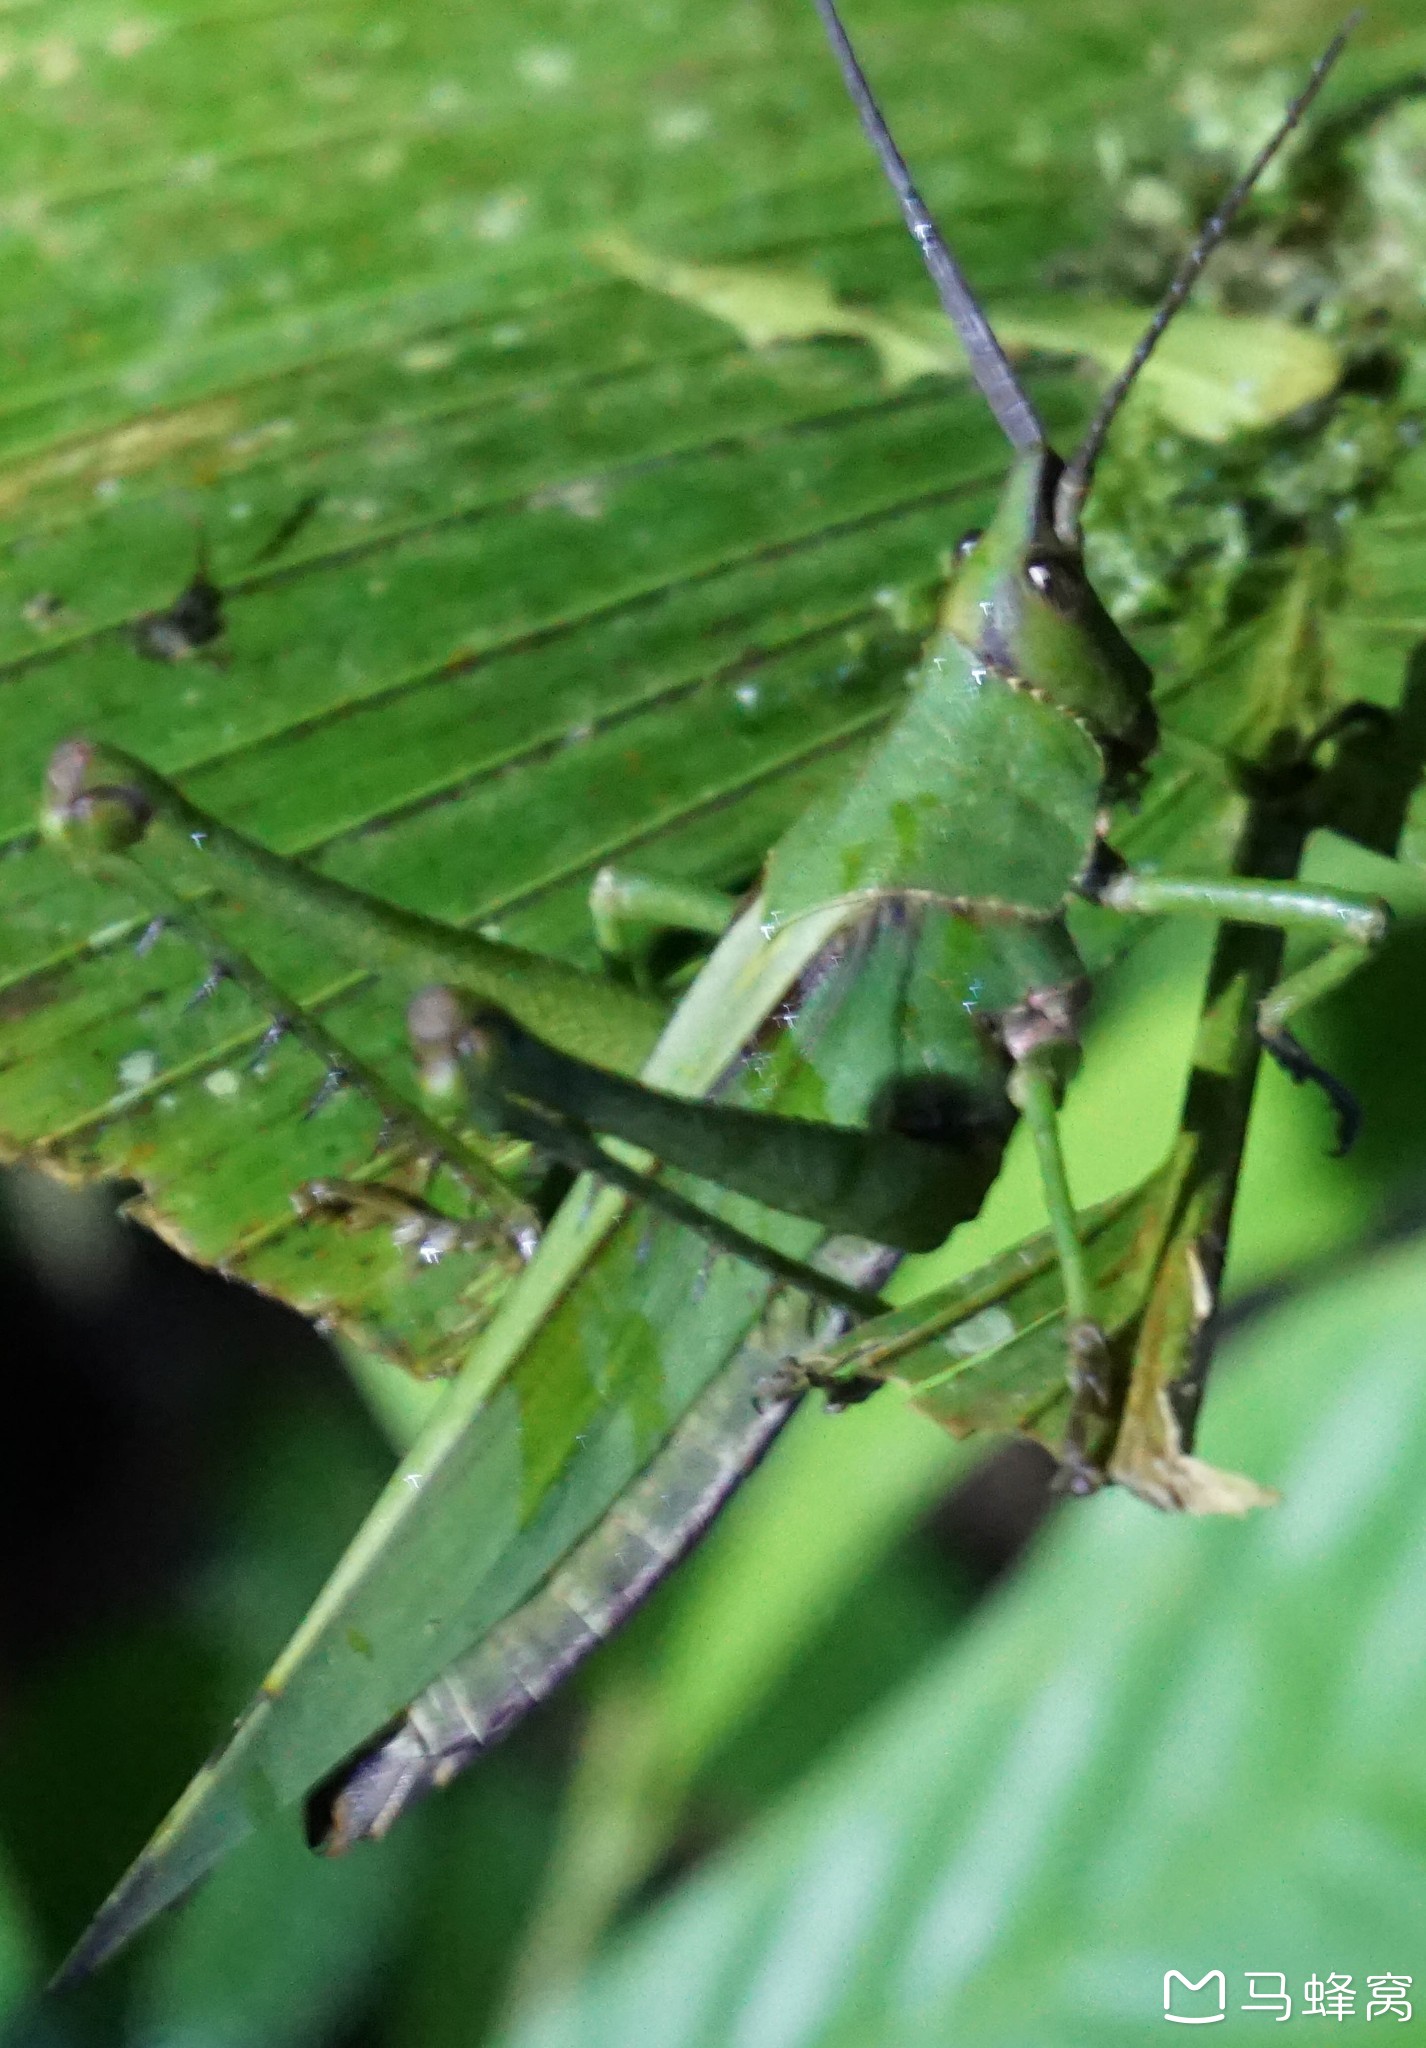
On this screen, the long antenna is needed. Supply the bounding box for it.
[812,0,1045,453]
[1056,16,1358,542]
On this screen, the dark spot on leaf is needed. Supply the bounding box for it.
[133,568,225,663]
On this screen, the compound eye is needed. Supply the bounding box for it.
[1024,552,1078,609]
[954,528,983,561]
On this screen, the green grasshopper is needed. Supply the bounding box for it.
[47,0,1389,1978]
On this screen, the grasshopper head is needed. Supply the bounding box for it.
[943,447,1157,780]
[813,0,1353,784]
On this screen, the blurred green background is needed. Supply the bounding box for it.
[3,0,1426,2042]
